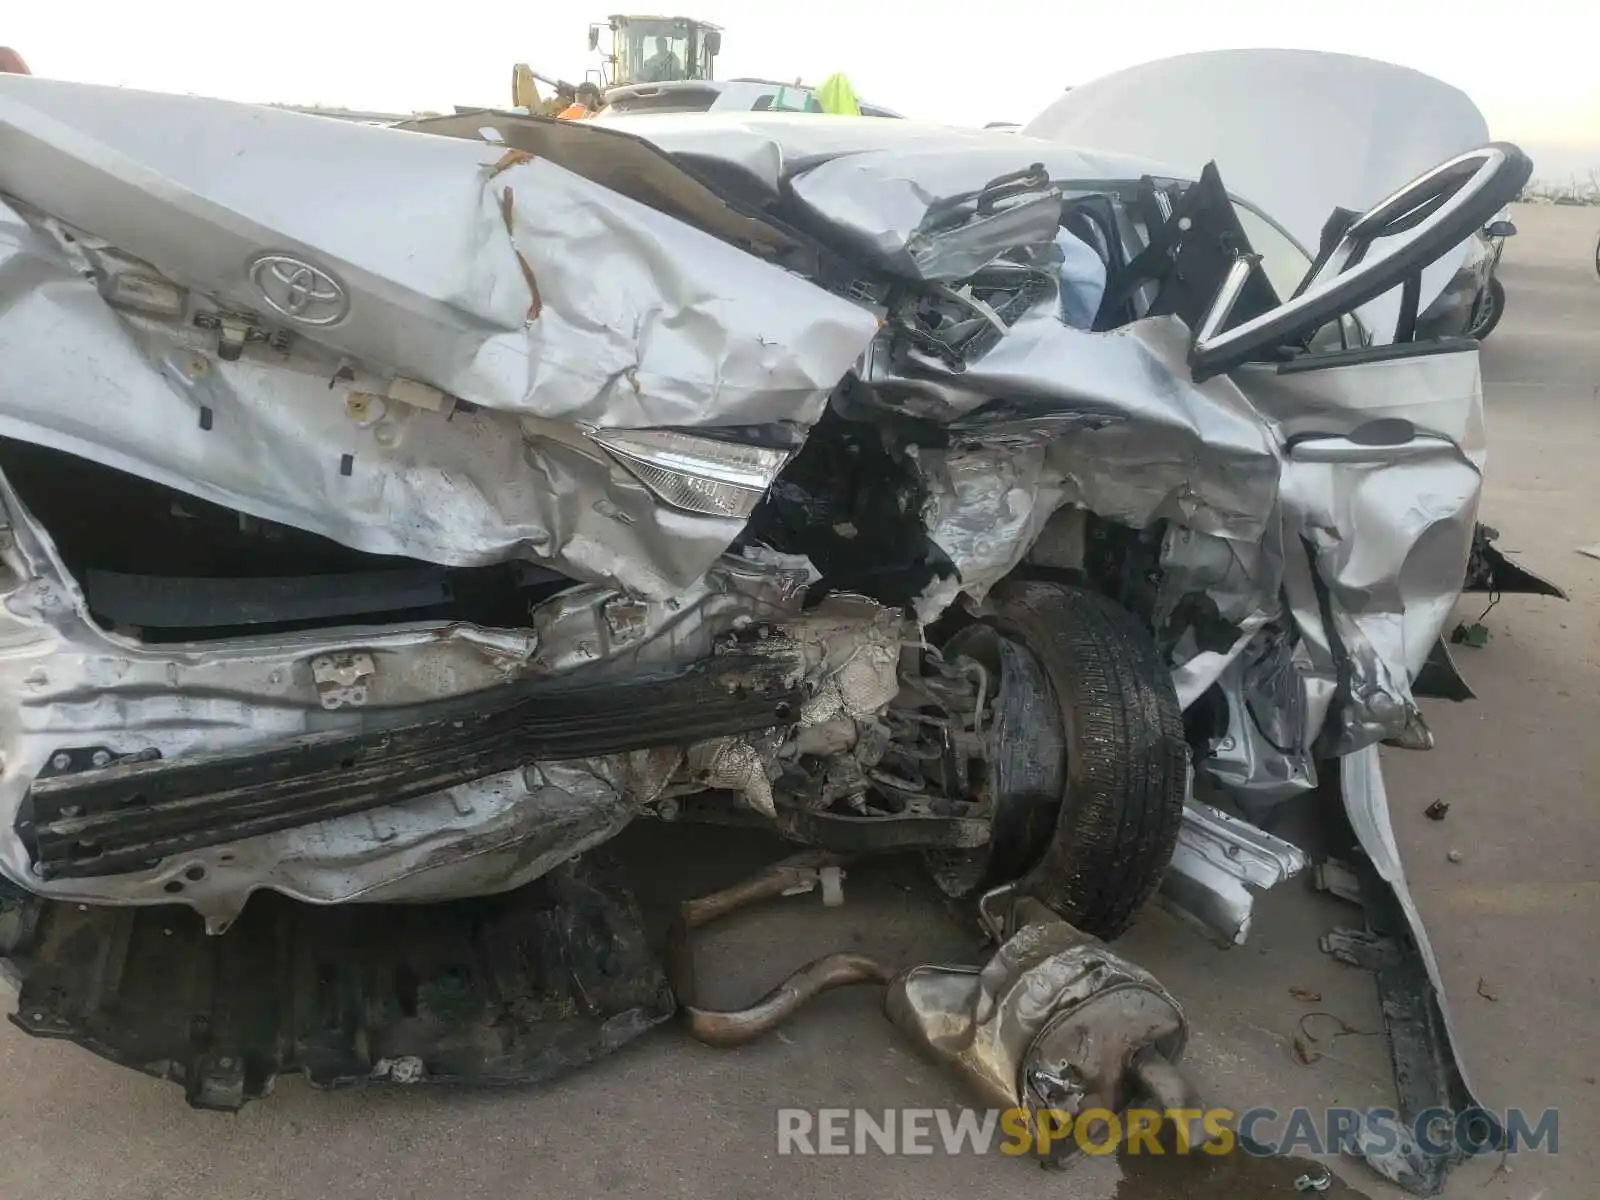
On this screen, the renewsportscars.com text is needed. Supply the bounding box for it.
[775,1106,1560,1158]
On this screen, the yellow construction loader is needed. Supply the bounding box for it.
[512,14,721,114]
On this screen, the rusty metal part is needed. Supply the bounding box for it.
[678,851,832,927]
[885,886,1203,1164]
[668,852,894,1047]
[678,953,893,1047]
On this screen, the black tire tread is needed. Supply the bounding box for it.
[990,579,1188,937]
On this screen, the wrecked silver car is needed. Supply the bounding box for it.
[0,66,1555,1192]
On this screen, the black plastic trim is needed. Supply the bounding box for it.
[22,651,802,878]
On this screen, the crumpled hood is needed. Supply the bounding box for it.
[1023,49,1492,339]
[0,75,882,597]
[0,75,878,430]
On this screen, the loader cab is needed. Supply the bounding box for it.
[590,15,722,88]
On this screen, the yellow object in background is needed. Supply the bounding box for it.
[816,73,861,117]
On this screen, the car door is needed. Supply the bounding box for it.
[1189,143,1529,762]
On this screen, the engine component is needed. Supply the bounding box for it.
[923,627,1064,898]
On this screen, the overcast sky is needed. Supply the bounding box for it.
[9,1,1599,179]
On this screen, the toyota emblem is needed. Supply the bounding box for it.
[247,253,350,326]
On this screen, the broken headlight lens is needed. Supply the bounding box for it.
[590,428,791,519]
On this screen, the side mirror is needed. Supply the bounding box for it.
[705,30,721,56]
[588,26,600,51]
[1486,220,1517,238]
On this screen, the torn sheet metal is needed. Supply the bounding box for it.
[1250,346,1485,752]
[1160,802,1310,945]
[788,151,1065,282]
[874,313,1283,544]
[0,77,1514,936]
[1158,525,1280,709]
[1203,634,1323,805]
[909,444,1067,622]
[0,198,793,597]
[0,76,879,432]
[0,453,813,912]
[168,757,651,932]
[1280,438,1481,752]
[398,110,811,267]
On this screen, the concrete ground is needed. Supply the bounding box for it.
[1,204,1594,1200]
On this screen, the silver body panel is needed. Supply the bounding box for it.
[0,78,1491,1080]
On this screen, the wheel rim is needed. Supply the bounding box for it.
[922,625,1065,897]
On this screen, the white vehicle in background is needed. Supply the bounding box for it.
[1461,209,1517,339]
[595,77,903,118]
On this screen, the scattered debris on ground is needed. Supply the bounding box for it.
[1295,1167,1334,1192]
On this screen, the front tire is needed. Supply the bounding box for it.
[986,580,1189,937]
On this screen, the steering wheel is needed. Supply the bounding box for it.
[1189,143,1533,380]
